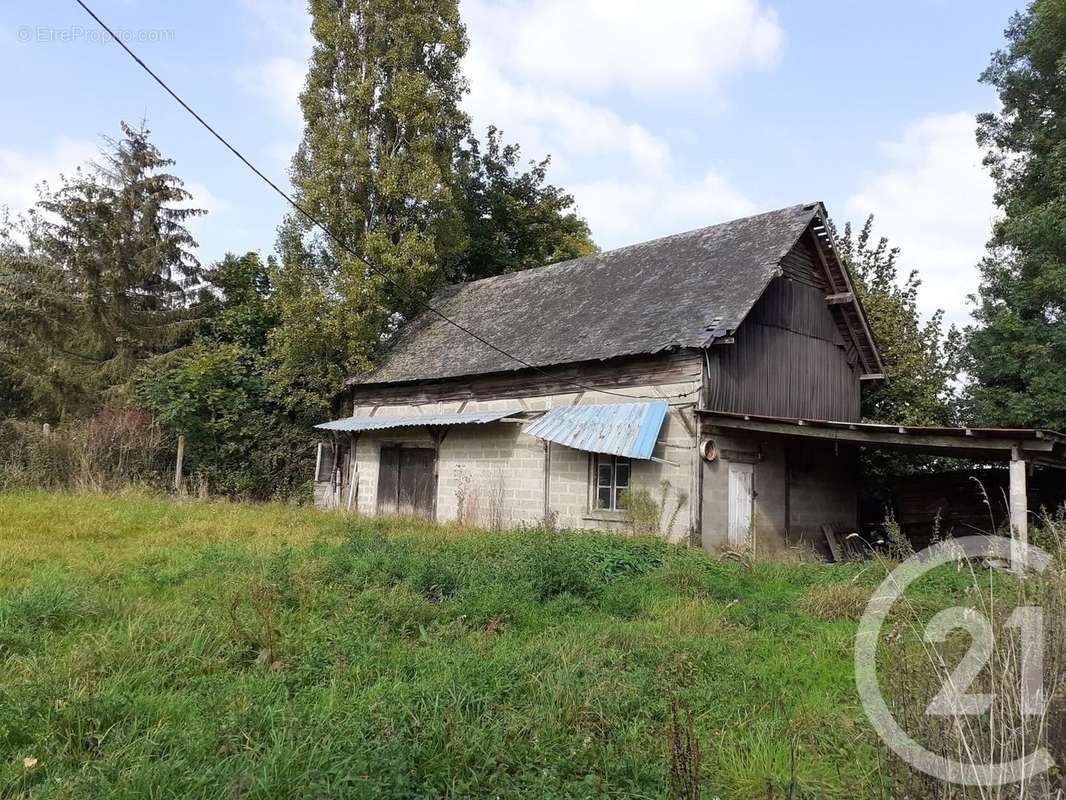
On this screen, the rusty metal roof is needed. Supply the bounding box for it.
[523,401,669,459]
[315,409,523,432]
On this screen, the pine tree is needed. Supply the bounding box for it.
[962,1,1066,430]
[9,122,205,415]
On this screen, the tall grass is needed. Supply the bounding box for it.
[873,514,1065,799]
[0,413,172,493]
[0,492,1057,798]
[0,490,919,799]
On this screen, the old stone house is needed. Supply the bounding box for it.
[314,203,1066,554]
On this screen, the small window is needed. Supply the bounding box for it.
[592,454,631,512]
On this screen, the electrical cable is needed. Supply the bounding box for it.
[72,0,700,403]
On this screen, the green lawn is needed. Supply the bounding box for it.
[0,491,954,798]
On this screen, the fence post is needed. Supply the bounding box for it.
[174,434,185,493]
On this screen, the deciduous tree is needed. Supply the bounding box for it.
[835,216,959,426]
[962,0,1066,430]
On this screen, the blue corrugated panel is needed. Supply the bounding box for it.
[315,408,523,432]
[522,401,669,460]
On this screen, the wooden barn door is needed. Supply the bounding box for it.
[399,448,436,518]
[376,446,401,515]
[376,446,436,519]
[728,462,755,550]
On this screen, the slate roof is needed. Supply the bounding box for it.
[360,203,824,385]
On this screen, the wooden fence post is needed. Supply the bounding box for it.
[174,434,185,493]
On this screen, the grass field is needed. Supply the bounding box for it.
[0,491,975,799]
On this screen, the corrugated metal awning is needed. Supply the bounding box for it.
[522,401,669,459]
[315,408,523,432]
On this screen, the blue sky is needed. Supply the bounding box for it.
[1,1,1017,326]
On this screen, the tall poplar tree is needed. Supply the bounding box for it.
[274,0,469,395]
[268,0,595,417]
[962,1,1066,430]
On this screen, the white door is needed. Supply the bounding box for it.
[727,462,755,550]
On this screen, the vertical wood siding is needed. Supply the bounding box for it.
[780,231,828,289]
[705,277,861,421]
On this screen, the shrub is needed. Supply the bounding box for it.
[0,412,172,493]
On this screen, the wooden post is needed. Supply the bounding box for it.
[542,439,552,524]
[174,434,185,493]
[345,434,359,512]
[42,423,51,440]
[1009,445,1028,571]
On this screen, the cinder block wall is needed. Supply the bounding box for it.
[700,433,859,554]
[314,382,699,544]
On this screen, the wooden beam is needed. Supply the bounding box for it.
[825,292,855,305]
[174,434,185,493]
[807,220,884,376]
[703,415,1057,456]
[860,373,886,381]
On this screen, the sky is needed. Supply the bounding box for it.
[0,0,1017,327]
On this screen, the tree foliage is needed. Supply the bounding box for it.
[450,127,596,282]
[279,0,471,392]
[271,0,595,411]
[2,3,598,499]
[835,216,959,426]
[962,0,1066,430]
[138,253,313,499]
[0,122,203,417]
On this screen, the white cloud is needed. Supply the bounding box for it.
[459,0,779,249]
[0,139,99,215]
[238,0,309,165]
[572,172,756,247]
[462,0,782,97]
[846,112,996,327]
[239,56,305,125]
[234,0,773,252]
[463,51,669,176]
[239,0,313,53]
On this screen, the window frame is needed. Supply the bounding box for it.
[591,453,631,512]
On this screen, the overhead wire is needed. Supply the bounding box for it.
[72,0,701,403]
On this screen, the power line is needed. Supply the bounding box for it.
[71,0,699,403]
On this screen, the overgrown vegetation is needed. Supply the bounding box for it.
[0,492,971,798]
[962,0,1066,431]
[0,414,172,493]
[4,493,1058,798]
[0,0,595,500]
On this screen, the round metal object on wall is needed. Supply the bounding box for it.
[701,439,718,462]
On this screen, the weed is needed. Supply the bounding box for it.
[227,581,283,669]
[0,490,1045,799]
[800,582,870,622]
[669,698,703,800]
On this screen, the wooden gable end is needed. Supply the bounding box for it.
[703,273,862,422]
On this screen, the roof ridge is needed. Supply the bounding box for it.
[434,202,820,297]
